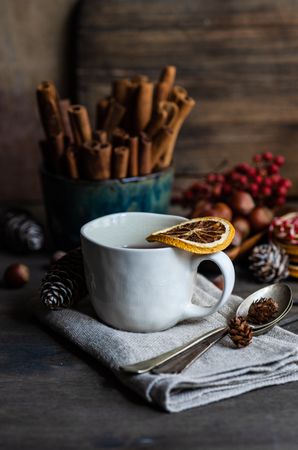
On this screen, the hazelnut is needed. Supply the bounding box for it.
[3,263,30,288]
[51,250,66,264]
[230,191,255,216]
[232,216,251,240]
[232,228,243,247]
[249,206,274,232]
[192,201,232,221]
[211,202,233,221]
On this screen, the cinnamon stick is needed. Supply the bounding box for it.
[159,66,176,90]
[112,79,133,106]
[68,105,92,146]
[112,127,129,147]
[146,108,168,138]
[93,130,108,145]
[64,146,79,179]
[151,127,174,170]
[160,101,180,127]
[153,81,171,110]
[102,99,126,138]
[134,82,154,134]
[171,85,188,103]
[36,81,64,138]
[59,99,74,143]
[128,136,138,177]
[131,75,149,84]
[122,81,138,133]
[48,132,66,172]
[139,132,152,176]
[157,96,196,169]
[113,146,129,179]
[80,141,112,180]
[96,98,110,129]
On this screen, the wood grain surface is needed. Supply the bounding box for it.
[1,249,298,450]
[1,0,298,202]
[77,0,298,193]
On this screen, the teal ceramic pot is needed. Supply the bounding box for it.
[40,167,174,250]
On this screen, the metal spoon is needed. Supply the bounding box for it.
[153,283,293,374]
[120,283,292,374]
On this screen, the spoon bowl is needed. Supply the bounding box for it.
[236,283,292,330]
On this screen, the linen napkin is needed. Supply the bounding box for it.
[33,274,298,412]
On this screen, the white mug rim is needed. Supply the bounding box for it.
[80,212,186,253]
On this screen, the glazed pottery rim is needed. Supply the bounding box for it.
[40,165,174,185]
[81,212,186,253]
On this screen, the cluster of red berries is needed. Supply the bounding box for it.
[180,152,292,209]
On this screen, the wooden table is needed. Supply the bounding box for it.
[1,250,298,450]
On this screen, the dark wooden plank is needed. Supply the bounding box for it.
[77,0,298,194]
[0,246,298,450]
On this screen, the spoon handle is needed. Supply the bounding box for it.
[153,328,228,374]
[120,325,227,374]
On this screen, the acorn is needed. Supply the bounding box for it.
[232,216,251,240]
[3,263,30,288]
[230,191,255,216]
[249,206,274,232]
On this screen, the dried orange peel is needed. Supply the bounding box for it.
[147,217,235,254]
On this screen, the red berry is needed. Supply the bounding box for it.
[269,164,279,174]
[283,179,293,189]
[253,154,262,163]
[271,174,281,184]
[212,184,222,197]
[262,151,273,161]
[262,186,272,196]
[222,183,232,194]
[276,196,286,206]
[207,173,216,183]
[216,174,225,183]
[237,163,250,173]
[250,183,259,194]
[254,175,263,184]
[247,167,257,177]
[264,178,272,187]
[231,172,241,182]
[278,186,288,196]
[240,175,248,185]
[274,155,285,166]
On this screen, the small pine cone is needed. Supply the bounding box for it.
[249,242,289,283]
[0,209,44,253]
[247,297,278,325]
[229,316,253,348]
[40,248,87,310]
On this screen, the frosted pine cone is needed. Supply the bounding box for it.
[0,209,44,253]
[249,242,289,283]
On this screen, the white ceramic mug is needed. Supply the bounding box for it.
[81,212,235,332]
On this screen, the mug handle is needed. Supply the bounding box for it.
[183,251,235,319]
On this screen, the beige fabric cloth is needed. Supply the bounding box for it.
[33,275,298,412]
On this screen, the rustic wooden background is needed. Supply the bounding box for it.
[1,0,298,202]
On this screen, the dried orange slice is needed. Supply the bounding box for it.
[147,217,235,254]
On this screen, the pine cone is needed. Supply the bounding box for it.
[249,242,289,283]
[229,316,253,348]
[247,297,278,325]
[40,248,87,310]
[0,209,44,253]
